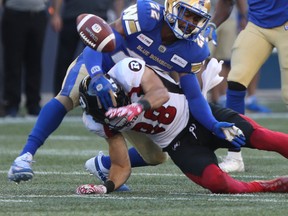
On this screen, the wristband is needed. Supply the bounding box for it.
[138,99,151,111]
[207,22,217,29]
[103,180,115,193]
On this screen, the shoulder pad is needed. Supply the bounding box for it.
[122,0,163,35]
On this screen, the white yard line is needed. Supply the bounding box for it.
[1,113,288,125]
[0,194,286,203]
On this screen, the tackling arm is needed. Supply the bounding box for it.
[106,133,131,191]
[105,66,170,121]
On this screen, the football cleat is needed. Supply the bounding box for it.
[245,96,271,113]
[218,155,245,173]
[8,152,34,183]
[85,151,130,191]
[257,176,288,193]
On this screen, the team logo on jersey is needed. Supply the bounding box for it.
[158,45,166,53]
[189,124,197,139]
[90,65,102,75]
[171,55,188,68]
[172,141,180,151]
[128,60,142,72]
[137,34,153,47]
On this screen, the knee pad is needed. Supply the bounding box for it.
[143,152,169,165]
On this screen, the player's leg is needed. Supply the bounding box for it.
[240,115,288,158]
[209,18,234,106]
[85,131,168,178]
[53,18,81,95]
[245,73,271,113]
[271,23,288,109]
[8,57,88,183]
[223,22,274,172]
[226,22,273,113]
[84,132,167,191]
[165,130,288,193]
[211,103,288,158]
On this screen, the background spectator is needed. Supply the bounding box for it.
[50,0,126,96]
[1,0,49,117]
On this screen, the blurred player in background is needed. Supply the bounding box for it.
[76,57,288,195]
[205,0,288,173]
[208,0,271,114]
[8,0,245,184]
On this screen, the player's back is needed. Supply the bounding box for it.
[108,58,189,148]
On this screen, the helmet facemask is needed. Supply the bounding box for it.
[165,0,211,41]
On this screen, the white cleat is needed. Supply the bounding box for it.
[8,152,34,183]
[219,152,245,173]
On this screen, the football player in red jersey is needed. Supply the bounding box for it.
[76,57,288,194]
[8,0,245,183]
[205,0,288,173]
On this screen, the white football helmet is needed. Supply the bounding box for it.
[164,0,211,41]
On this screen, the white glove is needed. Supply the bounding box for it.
[76,184,107,195]
[201,58,224,99]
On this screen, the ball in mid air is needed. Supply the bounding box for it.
[76,14,116,52]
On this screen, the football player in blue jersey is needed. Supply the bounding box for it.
[205,0,288,173]
[8,0,245,183]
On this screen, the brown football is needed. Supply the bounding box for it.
[76,14,116,52]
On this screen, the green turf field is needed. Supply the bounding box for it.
[0,112,287,216]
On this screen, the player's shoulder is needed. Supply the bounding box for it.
[187,34,210,63]
[122,0,164,35]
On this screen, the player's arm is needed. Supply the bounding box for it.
[106,133,131,191]
[140,67,170,109]
[236,0,248,30]
[178,72,245,149]
[210,0,235,27]
[106,66,170,121]
[204,0,235,44]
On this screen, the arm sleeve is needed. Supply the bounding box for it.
[180,73,218,131]
[83,46,103,78]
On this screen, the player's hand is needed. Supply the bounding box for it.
[76,184,107,195]
[105,103,144,122]
[204,22,217,46]
[88,75,117,110]
[212,122,246,149]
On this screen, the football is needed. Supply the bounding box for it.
[76,14,116,52]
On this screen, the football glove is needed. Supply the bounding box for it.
[76,184,107,195]
[88,75,117,110]
[106,102,144,122]
[204,22,217,46]
[212,122,246,149]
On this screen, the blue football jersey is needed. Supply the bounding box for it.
[248,0,288,28]
[100,0,210,74]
